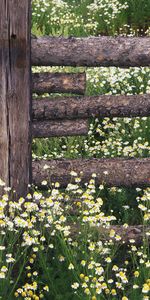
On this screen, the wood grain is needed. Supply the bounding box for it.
[0,0,32,197]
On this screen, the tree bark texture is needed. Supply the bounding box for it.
[32,158,150,188]
[32,119,88,138]
[32,72,86,95]
[0,1,32,197]
[33,94,150,120]
[31,36,150,67]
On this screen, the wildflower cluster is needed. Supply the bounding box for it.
[32,0,150,36]
[1,175,149,299]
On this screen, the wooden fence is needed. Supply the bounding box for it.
[1,2,150,195]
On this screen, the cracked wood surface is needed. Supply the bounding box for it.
[31,36,150,67]
[32,94,150,120]
[0,0,32,197]
[32,72,86,95]
[32,119,88,137]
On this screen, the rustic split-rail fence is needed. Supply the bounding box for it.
[1,1,150,241]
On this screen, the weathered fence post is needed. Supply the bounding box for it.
[0,1,32,197]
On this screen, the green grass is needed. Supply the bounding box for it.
[32,0,150,37]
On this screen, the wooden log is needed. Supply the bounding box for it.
[32,119,88,138]
[107,225,150,243]
[71,224,150,244]
[0,0,32,197]
[33,94,150,120]
[32,158,150,187]
[32,72,86,95]
[31,36,150,67]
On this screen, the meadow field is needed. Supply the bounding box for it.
[0,0,150,299]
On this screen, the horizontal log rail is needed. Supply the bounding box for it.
[31,36,150,67]
[32,119,88,137]
[71,225,150,244]
[32,158,150,187]
[33,94,150,120]
[32,72,86,95]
